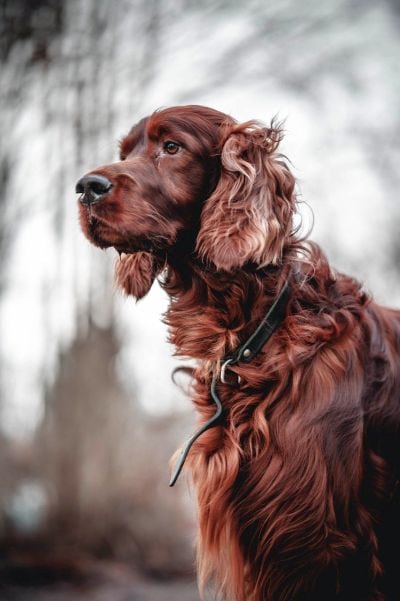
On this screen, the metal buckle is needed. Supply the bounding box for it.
[220,359,241,385]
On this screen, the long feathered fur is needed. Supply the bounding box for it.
[77,105,400,601]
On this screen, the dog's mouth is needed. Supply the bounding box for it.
[84,214,165,258]
[79,198,177,260]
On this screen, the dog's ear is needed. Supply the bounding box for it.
[196,121,296,272]
[115,252,163,300]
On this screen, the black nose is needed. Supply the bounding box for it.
[75,174,113,205]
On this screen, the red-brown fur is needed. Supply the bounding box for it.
[77,105,400,600]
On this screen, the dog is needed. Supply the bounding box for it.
[76,105,400,601]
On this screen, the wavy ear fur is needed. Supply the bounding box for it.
[196,121,296,271]
[115,252,163,300]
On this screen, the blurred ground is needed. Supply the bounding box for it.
[0,557,200,601]
[1,579,199,601]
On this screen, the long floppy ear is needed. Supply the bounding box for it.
[115,252,163,300]
[196,121,296,271]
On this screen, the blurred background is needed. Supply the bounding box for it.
[0,0,399,599]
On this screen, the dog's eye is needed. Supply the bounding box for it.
[163,140,181,155]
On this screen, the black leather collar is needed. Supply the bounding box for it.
[169,277,291,486]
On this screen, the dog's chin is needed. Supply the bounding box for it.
[81,212,142,252]
[88,233,159,256]
[115,251,163,300]
[80,213,165,299]
[113,239,159,255]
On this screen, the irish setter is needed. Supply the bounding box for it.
[76,105,400,601]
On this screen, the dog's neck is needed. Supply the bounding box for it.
[161,256,292,363]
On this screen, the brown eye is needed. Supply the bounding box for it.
[163,140,180,155]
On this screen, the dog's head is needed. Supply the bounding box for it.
[76,105,296,298]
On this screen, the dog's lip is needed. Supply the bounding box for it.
[113,244,141,254]
[81,207,165,255]
[113,240,158,255]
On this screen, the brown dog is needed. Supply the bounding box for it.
[76,105,400,601]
